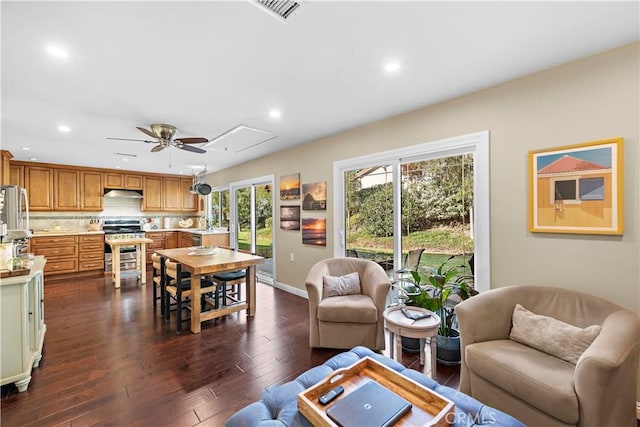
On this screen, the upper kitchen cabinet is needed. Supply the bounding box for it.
[163,178,181,212]
[142,176,163,211]
[104,173,143,190]
[9,164,24,187]
[54,169,80,210]
[80,171,103,211]
[0,150,13,185]
[25,166,54,211]
[181,178,197,212]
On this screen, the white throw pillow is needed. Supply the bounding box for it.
[323,272,361,298]
[509,303,602,365]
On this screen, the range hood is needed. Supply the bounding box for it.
[104,189,143,199]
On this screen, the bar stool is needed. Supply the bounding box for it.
[211,248,253,307]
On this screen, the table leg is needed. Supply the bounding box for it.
[388,330,395,360]
[429,336,437,380]
[420,338,426,366]
[190,273,202,333]
[113,247,121,289]
[246,266,256,317]
[395,333,403,364]
[139,243,147,284]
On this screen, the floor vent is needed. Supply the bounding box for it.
[253,0,302,22]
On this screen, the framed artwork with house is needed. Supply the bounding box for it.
[529,137,623,235]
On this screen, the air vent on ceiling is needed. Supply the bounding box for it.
[253,0,302,22]
[205,125,277,153]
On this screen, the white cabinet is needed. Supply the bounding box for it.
[0,257,47,392]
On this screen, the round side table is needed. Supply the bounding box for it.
[383,305,440,379]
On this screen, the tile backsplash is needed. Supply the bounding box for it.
[29,198,198,231]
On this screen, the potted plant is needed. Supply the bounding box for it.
[392,255,477,365]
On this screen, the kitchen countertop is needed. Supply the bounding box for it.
[31,229,229,237]
[145,228,229,235]
[31,230,105,237]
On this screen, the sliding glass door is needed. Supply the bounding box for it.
[229,176,275,284]
[335,132,489,291]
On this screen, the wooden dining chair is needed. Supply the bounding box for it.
[151,253,165,313]
[164,259,214,334]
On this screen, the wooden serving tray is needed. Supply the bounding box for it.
[0,268,30,278]
[298,356,455,426]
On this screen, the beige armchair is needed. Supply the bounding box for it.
[306,258,390,350]
[455,285,640,427]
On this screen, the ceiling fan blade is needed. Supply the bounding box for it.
[137,126,158,139]
[151,144,166,152]
[174,137,208,144]
[178,144,206,154]
[106,137,154,143]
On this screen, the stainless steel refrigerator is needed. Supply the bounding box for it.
[0,185,31,241]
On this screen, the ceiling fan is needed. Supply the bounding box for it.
[107,124,208,154]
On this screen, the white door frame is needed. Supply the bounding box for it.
[333,131,491,292]
[229,174,275,284]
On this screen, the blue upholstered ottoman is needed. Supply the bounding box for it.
[225,346,523,427]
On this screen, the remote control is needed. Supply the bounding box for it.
[319,385,344,405]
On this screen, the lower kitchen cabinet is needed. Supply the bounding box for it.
[31,236,78,275]
[78,234,104,271]
[145,231,165,263]
[1,257,46,392]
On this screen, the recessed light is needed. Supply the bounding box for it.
[29,157,37,161]
[122,158,129,162]
[269,109,282,119]
[116,165,121,169]
[58,125,71,133]
[46,45,69,59]
[21,147,31,151]
[384,61,401,73]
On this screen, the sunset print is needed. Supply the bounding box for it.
[280,173,301,200]
[302,218,326,246]
[302,181,327,210]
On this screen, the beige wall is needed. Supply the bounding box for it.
[210,42,640,396]
[211,41,638,311]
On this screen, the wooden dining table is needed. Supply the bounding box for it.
[155,247,265,334]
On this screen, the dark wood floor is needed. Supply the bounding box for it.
[1,270,460,426]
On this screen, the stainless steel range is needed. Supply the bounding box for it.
[103,219,145,272]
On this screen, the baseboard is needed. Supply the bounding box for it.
[273,280,308,299]
[636,401,640,420]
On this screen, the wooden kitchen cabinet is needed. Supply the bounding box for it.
[164,231,177,249]
[162,178,181,212]
[80,171,103,211]
[1,150,13,185]
[31,236,78,275]
[104,173,143,190]
[142,177,163,211]
[178,231,196,248]
[25,166,54,211]
[54,169,80,210]
[181,178,197,212]
[9,164,23,187]
[145,231,165,263]
[78,234,104,271]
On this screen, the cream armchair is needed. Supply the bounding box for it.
[306,258,390,350]
[455,285,640,427]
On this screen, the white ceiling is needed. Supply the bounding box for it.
[2,1,638,176]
